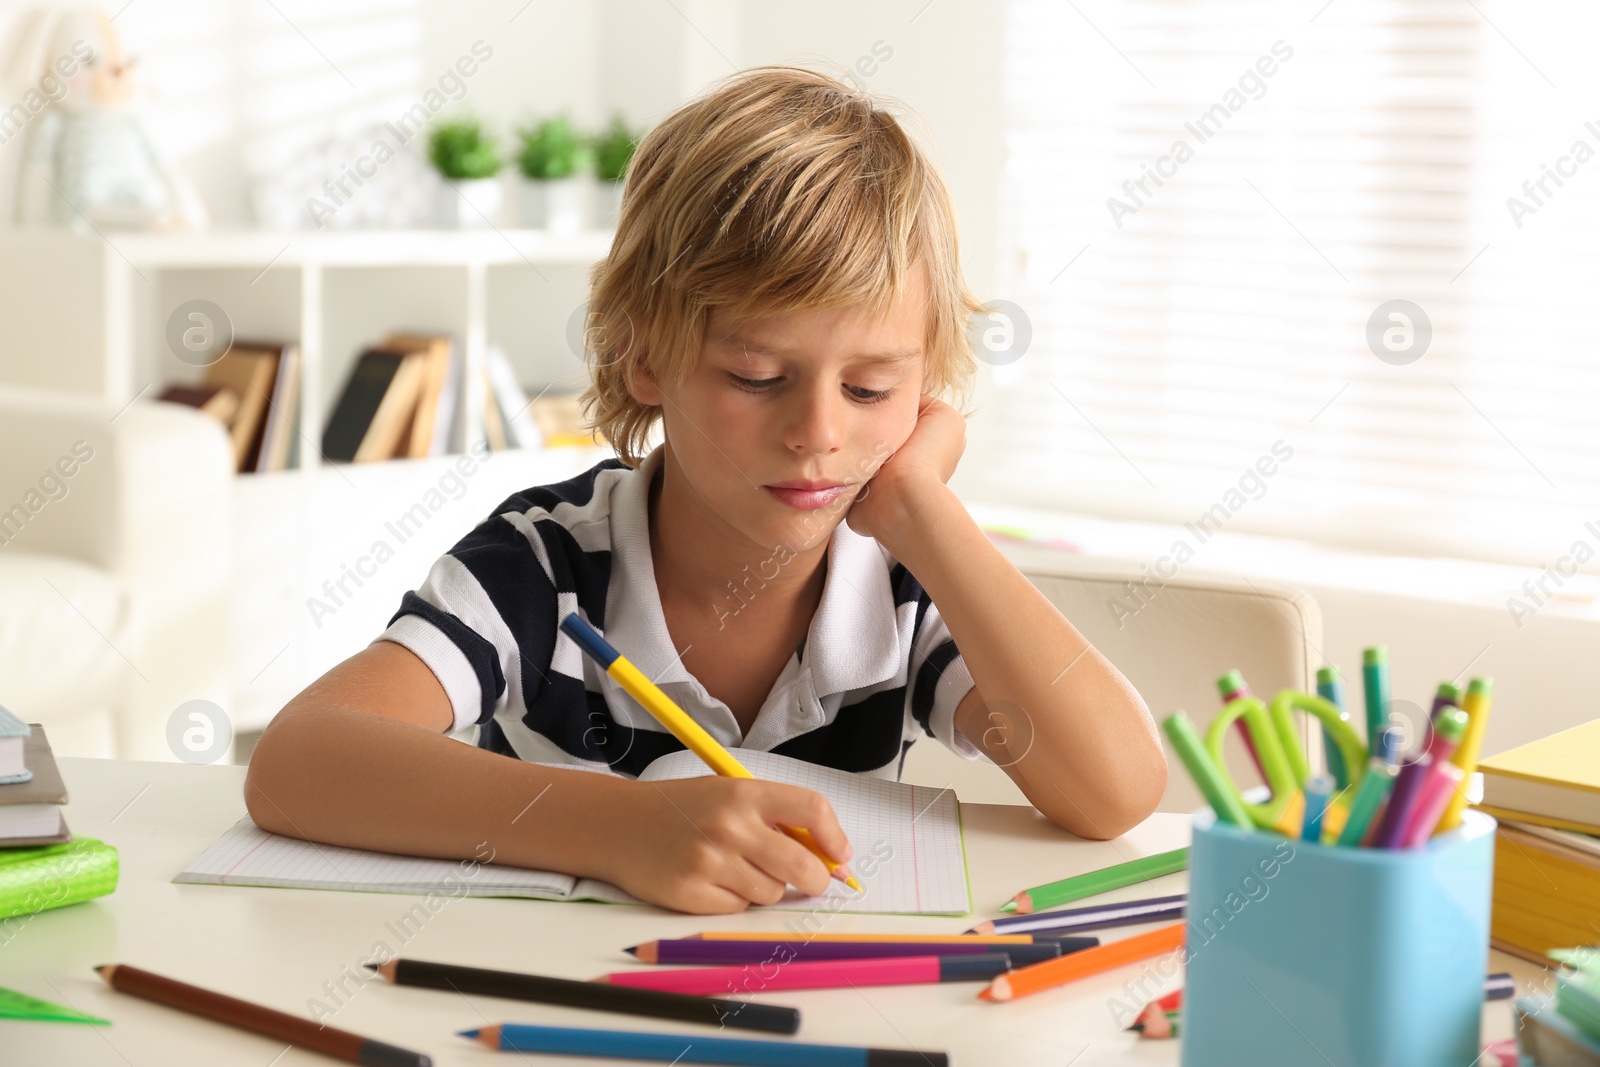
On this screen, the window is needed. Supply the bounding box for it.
[976,0,1600,571]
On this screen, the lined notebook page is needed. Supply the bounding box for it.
[633,749,970,915]
[175,818,585,899]
[177,750,969,914]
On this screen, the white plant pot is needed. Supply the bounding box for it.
[519,177,586,233]
[593,180,623,229]
[437,177,503,229]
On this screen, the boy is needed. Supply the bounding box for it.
[246,67,1165,915]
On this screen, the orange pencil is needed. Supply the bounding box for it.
[978,922,1186,1002]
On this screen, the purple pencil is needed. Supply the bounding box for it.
[968,893,1187,936]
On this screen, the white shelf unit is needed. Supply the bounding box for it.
[0,228,617,733]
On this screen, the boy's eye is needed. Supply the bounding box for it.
[727,373,892,404]
[845,384,893,404]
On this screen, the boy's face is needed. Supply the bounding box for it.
[634,267,929,554]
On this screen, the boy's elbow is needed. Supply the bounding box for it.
[1090,754,1168,839]
[1035,741,1168,840]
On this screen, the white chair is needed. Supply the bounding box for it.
[0,387,233,759]
[901,541,1324,813]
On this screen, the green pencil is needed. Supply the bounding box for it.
[1001,847,1190,915]
[0,985,109,1025]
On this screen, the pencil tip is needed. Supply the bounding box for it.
[457,1029,480,1039]
[971,921,995,935]
[998,901,1017,914]
[623,945,638,956]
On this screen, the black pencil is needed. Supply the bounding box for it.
[366,958,800,1035]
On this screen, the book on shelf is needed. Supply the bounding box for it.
[199,341,294,472]
[486,344,541,450]
[153,383,240,426]
[321,346,429,463]
[252,342,301,473]
[381,332,454,459]
[0,718,70,848]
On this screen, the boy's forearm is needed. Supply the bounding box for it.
[244,703,636,882]
[875,482,1167,837]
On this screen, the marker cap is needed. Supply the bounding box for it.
[1363,646,1387,666]
[1433,708,1469,743]
[1216,669,1247,698]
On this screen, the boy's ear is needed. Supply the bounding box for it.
[623,356,664,407]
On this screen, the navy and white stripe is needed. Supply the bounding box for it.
[374,447,982,779]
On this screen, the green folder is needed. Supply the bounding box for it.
[0,837,118,921]
[0,985,108,1024]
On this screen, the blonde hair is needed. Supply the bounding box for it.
[579,66,982,466]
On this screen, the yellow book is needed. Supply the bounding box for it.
[1490,824,1600,963]
[1477,718,1600,828]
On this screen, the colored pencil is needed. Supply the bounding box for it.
[689,931,1048,944]
[1000,848,1189,915]
[461,1023,949,1065]
[97,964,431,1067]
[560,612,859,890]
[366,958,798,1035]
[1435,677,1494,834]
[970,892,1187,936]
[628,938,1091,966]
[979,922,1186,1002]
[598,955,1009,996]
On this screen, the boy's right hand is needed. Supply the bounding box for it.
[601,776,853,914]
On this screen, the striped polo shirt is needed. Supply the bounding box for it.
[374,446,983,779]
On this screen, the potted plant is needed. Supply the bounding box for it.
[590,114,639,228]
[428,118,503,228]
[516,115,586,232]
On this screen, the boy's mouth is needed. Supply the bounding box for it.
[763,480,851,510]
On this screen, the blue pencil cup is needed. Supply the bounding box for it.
[1180,808,1496,1067]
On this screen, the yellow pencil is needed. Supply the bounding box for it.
[560,613,861,891]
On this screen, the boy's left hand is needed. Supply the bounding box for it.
[846,395,965,541]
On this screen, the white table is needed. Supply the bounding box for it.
[2,759,1545,1066]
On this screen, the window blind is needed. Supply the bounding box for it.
[976,0,1600,572]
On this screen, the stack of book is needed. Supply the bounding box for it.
[1515,949,1600,1065]
[157,340,302,474]
[1472,718,1600,964]
[320,335,545,462]
[0,705,118,923]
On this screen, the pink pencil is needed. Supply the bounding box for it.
[595,954,1009,996]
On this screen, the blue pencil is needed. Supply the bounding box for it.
[462,1023,948,1066]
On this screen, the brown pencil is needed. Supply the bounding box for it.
[96,964,431,1067]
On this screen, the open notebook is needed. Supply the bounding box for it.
[177,749,971,914]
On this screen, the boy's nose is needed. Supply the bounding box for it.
[785,386,844,456]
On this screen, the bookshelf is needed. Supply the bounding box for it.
[0,228,618,732]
